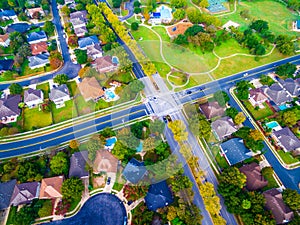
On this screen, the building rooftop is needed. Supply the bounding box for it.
[122,158,147,184]
[10,182,40,206]
[93,150,119,174]
[69,151,89,178]
[273,127,300,152]
[78,36,99,49]
[0,95,21,120]
[211,116,237,140]
[0,179,17,210]
[49,84,70,101]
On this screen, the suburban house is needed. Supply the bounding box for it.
[26,7,45,18]
[93,150,119,175]
[263,189,294,224]
[249,88,269,108]
[49,84,71,108]
[0,34,10,47]
[0,10,18,22]
[69,151,89,179]
[10,182,40,206]
[92,55,118,74]
[0,179,17,210]
[6,23,30,33]
[199,101,225,119]
[28,53,49,69]
[145,181,174,211]
[222,20,240,31]
[211,116,237,141]
[87,43,103,60]
[30,42,48,55]
[220,138,252,166]
[39,176,64,199]
[122,158,147,184]
[78,77,105,102]
[0,95,21,124]
[239,162,268,191]
[27,31,47,44]
[24,88,44,108]
[0,59,14,73]
[70,18,86,29]
[65,0,75,4]
[149,5,172,24]
[278,78,300,97]
[272,127,300,155]
[262,83,293,106]
[78,35,99,49]
[70,10,87,21]
[74,26,88,37]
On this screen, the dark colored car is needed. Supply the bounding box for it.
[107,177,111,185]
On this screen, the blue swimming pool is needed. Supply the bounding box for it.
[105,89,116,100]
[266,121,281,131]
[136,141,143,152]
[278,104,288,111]
[105,137,117,147]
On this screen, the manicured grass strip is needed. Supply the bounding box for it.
[6,206,17,225]
[23,107,53,131]
[169,72,188,86]
[112,182,124,191]
[153,62,171,79]
[66,80,78,97]
[278,150,299,164]
[51,100,78,124]
[243,101,274,121]
[211,146,230,169]
[37,82,50,99]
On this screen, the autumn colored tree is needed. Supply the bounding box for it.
[168,120,188,143]
[249,129,263,141]
[234,112,246,125]
[68,35,78,48]
[69,140,80,149]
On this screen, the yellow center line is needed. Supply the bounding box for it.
[0,109,148,152]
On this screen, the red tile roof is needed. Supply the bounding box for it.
[30,42,48,55]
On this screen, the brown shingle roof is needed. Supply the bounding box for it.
[92,56,117,73]
[30,42,48,55]
[0,33,9,43]
[239,162,268,191]
[77,77,104,102]
[249,88,268,102]
[93,150,118,174]
[199,101,225,119]
[39,176,63,199]
[263,189,294,224]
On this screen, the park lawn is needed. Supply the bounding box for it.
[168,72,188,86]
[66,80,78,97]
[36,82,50,99]
[190,74,213,86]
[126,16,141,24]
[153,62,171,79]
[243,101,274,120]
[220,0,299,37]
[51,100,78,123]
[211,48,286,79]
[214,38,249,57]
[152,26,170,42]
[23,107,53,131]
[278,150,299,164]
[75,95,95,116]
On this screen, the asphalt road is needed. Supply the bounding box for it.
[0,104,148,158]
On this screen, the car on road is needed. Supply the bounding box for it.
[107,177,111,185]
[163,116,168,123]
[166,115,172,122]
[243,73,248,77]
[153,97,158,103]
[186,90,192,95]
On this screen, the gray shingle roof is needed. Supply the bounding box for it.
[220,138,252,166]
[145,180,174,211]
[78,36,99,49]
[69,151,89,178]
[49,84,70,101]
[122,158,147,184]
[0,95,21,119]
[70,10,87,20]
[273,127,300,152]
[10,182,40,206]
[263,83,293,105]
[0,179,17,210]
[0,59,14,71]
[278,78,300,97]
[28,53,49,68]
[27,31,47,43]
[24,88,43,103]
[0,10,16,18]
[211,116,237,140]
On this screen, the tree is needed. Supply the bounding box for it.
[53,74,69,85]
[50,152,69,175]
[86,134,104,161]
[133,7,141,14]
[259,75,274,86]
[250,20,269,33]
[74,49,88,64]
[112,140,136,163]
[133,1,141,7]
[242,199,251,210]
[117,127,140,149]
[68,35,78,47]
[9,31,25,53]
[149,119,165,135]
[49,50,63,69]
[283,188,300,211]
[61,177,84,201]
[56,0,64,4]
[234,112,246,125]
[168,120,188,142]
[61,5,70,16]
[184,24,204,37]
[236,80,250,100]
[249,129,263,141]
[276,35,295,55]
[43,21,55,36]
[69,140,80,149]
[129,79,145,93]
[174,34,188,45]
[131,22,139,31]
[112,0,122,8]
[282,110,298,127]
[225,107,238,119]
[219,167,246,189]
[199,0,209,8]
[275,63,297,78]
[9,83,22,95]
[213,90,229,107]
[171,0,187,8]
[186,7,202,24]
[173,9,186,21]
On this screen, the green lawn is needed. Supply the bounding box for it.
[261,167,279,191]
[23,107,53,131]
[220,0,299,37]
[110,71,134,84]
[278,150,299,164]
[21,60,45,76]
[152,27,170,42]
[211,146,230,169]
[153,62,171,79]
[243,101,274,120]
[168,71,188,86]
[36,82,50,99]
[6,206,17,225]
[51,100,78,123]
[66,80,78,97]
[112,182,124,191]
[214,38,249,57]
[68,197,81,212]
[75,95,95,116]
[95,99,114,111]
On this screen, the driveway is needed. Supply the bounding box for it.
[44,193,127,225]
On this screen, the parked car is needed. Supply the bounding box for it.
[107,177,111,185]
